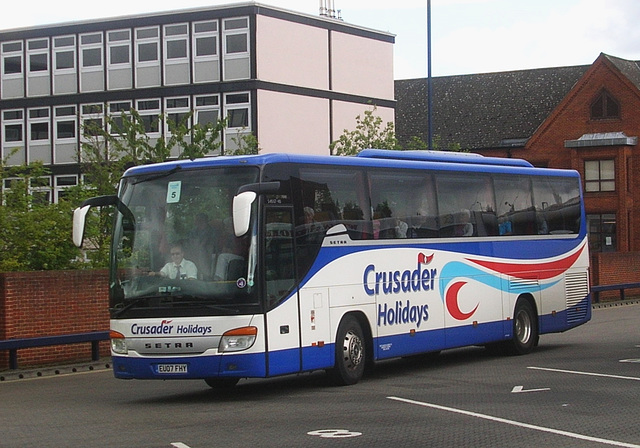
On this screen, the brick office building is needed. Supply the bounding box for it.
[396,53,640,286]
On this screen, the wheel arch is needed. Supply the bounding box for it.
[516,292,539,331]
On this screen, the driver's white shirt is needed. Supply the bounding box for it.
[160,259,198,279]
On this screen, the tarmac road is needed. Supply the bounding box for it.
[1,301,639,448]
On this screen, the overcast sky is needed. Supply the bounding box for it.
[2,0,640,79]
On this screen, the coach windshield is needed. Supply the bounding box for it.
[109,166,260,318]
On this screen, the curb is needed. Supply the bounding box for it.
[592,299,640,309]
[0,359,112,382]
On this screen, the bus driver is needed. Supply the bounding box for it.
[149,243,198,280]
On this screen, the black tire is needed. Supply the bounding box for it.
[507,300,538,355]
[204,377,239,389]
[328,315,366,386]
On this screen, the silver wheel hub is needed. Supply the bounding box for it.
[342,330,363,370]
[515,310,531,344]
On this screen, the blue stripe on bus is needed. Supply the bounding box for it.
[267,347,301,376]
[374,322,504,359]
[315,238,583,263]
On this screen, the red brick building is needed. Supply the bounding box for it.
[395,53,640,286]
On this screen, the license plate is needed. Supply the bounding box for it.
[157,364,188,374]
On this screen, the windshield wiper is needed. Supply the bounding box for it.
[111,296,156,317]
[132,165,182,185]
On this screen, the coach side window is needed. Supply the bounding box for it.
[369,171,435,239]
[298,168,369,240]
[494,176,535,235]
[436,174,495,237]
[532,177,581,234]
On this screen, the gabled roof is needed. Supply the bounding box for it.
[603,54,640,89]
[395,64,591,150]
[523,53,640,151]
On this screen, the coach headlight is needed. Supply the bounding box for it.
[219,326,257,352]
[110,330,128,355]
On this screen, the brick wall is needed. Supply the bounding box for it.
[591,252,640,300]
[0,270,109,369]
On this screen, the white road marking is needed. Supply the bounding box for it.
[307,429,362,438]
[528,366,640,381]
[511,385,550,393]
[170,443,191,448]
[388,396,640,448]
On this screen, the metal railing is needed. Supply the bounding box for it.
[0,331,110,370]
[591,282,640,303]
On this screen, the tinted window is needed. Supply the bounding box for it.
[494,176,535,235]
[532,177,581,234]
[436,173,495,237]
[369,171,435,239]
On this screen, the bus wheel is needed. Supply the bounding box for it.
[204,377,239,389]
[508,300,538,355]
[328,315,366,386]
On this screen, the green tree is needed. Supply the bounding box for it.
[330,105,463,154]
[0,159,81,271]
[228,128,260,155]
[330,106,398,155]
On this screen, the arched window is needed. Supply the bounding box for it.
[590,90,620,119]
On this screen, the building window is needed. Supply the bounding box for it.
[80,33,103,68]
[54,106,77,140]
[28,107,50,141]
[223,18,249,55]
[2,41,23,76]
[584,159,615,192]
[54,174,78,203]
[164,24,189,60]
[30,176,52,204]
[136,99,161,134]
[195,95,220,127]
[587,214,616,252]
[225,92,250,128]
[1,177,51,204]
[27,39,49,73]
[192,20,219,83]
[108,30,131,65]
[193,20,218,58]
[3,109,24,143]
[109,101,131,135]
[54,36,75,71]
[136,27,159,64]
[81,103,104,139]
[590,90,619,120]
[165,97,191,133]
